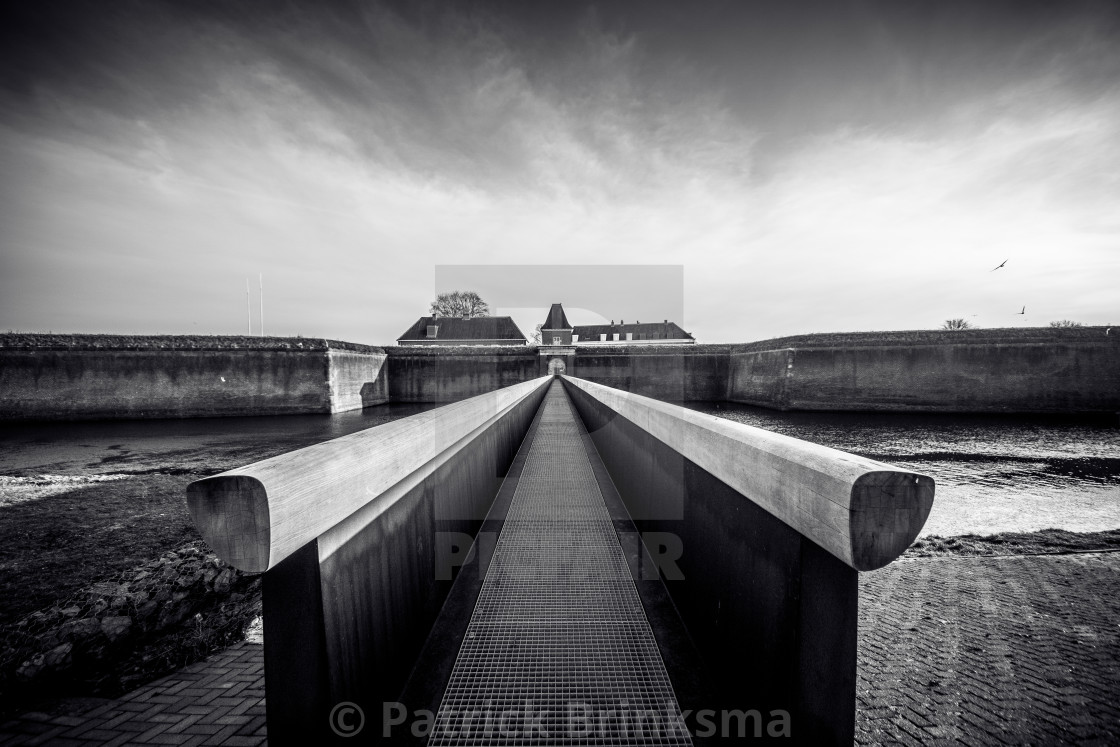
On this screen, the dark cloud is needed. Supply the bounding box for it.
[2,0,1117,339]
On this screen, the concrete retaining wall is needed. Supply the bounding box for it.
[0,337,387,420]
[729,332,1120,413]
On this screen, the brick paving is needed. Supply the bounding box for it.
[2,553,1118,745]
[857,552,1120,746]
[0,643,265,746]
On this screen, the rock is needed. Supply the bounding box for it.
[17,653,46,680]
[44,642,73,670]
[101,616,133,643]
[156,602,192,630]
[135,600,158,621]
[176,568,202,588]
[134,570,150,581]
[212,568,236,595]
[89,582,124,597]
[59,617,103,643]
[25,611,51,626]
[60,606,81,618]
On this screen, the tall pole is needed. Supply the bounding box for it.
[259,273,264,337]
[246,278,251,335]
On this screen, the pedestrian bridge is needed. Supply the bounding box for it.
[187,377,933,744]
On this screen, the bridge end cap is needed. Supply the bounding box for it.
[186,474,270,573]
[849,471,935,571]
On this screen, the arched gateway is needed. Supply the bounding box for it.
[547,357,566,375]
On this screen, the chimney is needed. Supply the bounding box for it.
[610,320,614,325]
[664,319,668,324]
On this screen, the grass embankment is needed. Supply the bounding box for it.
[0,332,384,353]
[729,325,1116,353]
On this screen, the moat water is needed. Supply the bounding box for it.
[1,401,1117,537]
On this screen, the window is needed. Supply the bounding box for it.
[600,333,607,341]
[613,333,620,341]
[426,325,439,338]
[553,336,561,345]
[572,334,579,342]
[626,332,633,341]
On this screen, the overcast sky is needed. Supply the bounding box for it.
[1,0,1117,344]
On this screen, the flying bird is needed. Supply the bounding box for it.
[1017,306,1025,315]
[991,259,1008,271]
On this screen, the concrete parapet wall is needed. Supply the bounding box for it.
[187,378,551,742]
[562,375,935,744]
[729,331,1120,413]
[0,335,388,420]
[562,377,933,571]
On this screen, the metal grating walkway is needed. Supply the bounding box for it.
[430,381,692,746]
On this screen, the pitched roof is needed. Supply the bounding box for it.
[540,303,571,330]
[396,316,527,342]
[572,321,693,340]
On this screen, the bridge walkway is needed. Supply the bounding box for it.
[428,380,692,745]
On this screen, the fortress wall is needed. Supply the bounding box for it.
[5,329,1116,419]
[327,349,388,412]
[726,347,792,409]
[567,347,729,402]
[385,347,538,402]
[728,334,1120,414]
[0,337,389,420]
[385,346,729,404]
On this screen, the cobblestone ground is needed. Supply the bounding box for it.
[1,553,1117,745]
[857,553,1120,746]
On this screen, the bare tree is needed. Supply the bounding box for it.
[942,318,973,330]
[1049,320,1083,328]
[530,323,543,344]
[429,291,490,318]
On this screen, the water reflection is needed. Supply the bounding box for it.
[683,402,1120,537]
